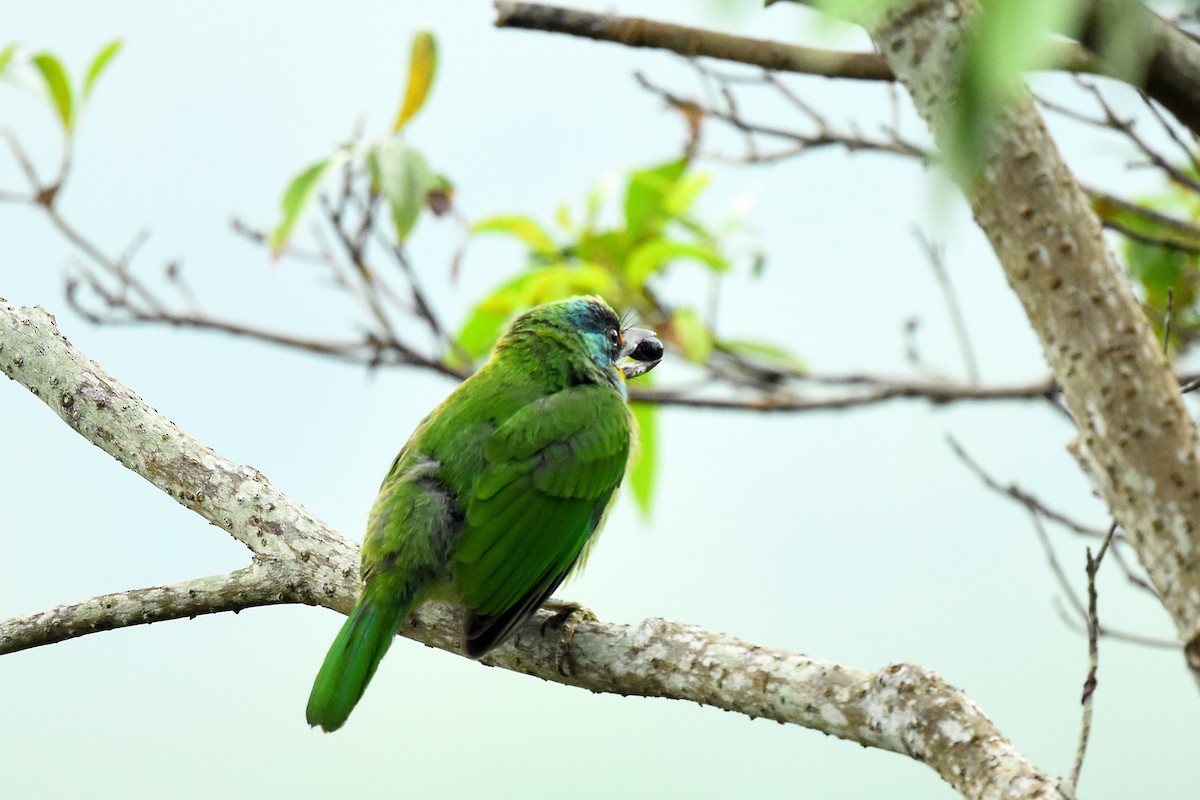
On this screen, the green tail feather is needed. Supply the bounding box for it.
[306,596,408,732]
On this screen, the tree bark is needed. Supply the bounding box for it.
[833,0,1200,681]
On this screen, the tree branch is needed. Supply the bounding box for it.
[494,1,896,80]
[0,566,295,654]
[828,1,1200,684]
[492,1,1092,81]
[0,297,1056,799]
[494,2,1200,139]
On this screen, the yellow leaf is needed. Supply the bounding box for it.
[392,30,437,133]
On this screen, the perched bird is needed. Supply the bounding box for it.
[306,296,663,732]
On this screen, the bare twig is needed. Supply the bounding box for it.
[915,229,979,384]
[1064,523,1116,795]
[1075,77,1200,194]
[1084,185,1200,254]
[634,70,930,164]
[949,437,1177,648]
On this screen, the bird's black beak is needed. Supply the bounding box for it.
[619,326,664,379]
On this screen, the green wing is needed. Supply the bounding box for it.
[454,385,630,656]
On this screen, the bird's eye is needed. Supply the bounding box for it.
[607,327,621,350]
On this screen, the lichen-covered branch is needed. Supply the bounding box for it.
[0,566,295,654]
[0,297,1056,799]
[833,1,1200,681]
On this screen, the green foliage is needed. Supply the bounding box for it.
[3,40,122,135]
[1103,178,1200,353]
[946,0,1085,183]
[368,139,434,243]
[629,399,657,516]
[82,40,122,101]
[455,265,620,361]
[461,157,771,359]
[666,307,714,364]
[0,44,17,76]
[269,153,350,254]
[268,29,447,254]
[472,215,559,258]
[460,156,797,511]
[31,53,73,131]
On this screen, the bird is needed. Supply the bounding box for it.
[306,295,664,732]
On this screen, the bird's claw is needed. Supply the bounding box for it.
[540,600,598,677]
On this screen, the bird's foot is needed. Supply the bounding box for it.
[540,600,597,677]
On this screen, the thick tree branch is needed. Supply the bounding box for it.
[828,1,1200,682]
[0,297,1055,799]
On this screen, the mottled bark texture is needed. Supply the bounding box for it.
[0,299,1055,799]
[846,0,1200,679]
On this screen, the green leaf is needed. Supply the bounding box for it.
[456,264,620,360]
[31,52,73,131]
[0,44,17,76]
[947,0,1085,182]
[392,30,438,133]
[667,307,714,364]
[662,170,709,218]
[1125,240,1194,307]
[629,400,657,517]
[555,202,573,233]
[471,214,559,257]
[625,239,729,287]
[575,230,628,271]
[583,180,607,230]
[370,139,434,243]
[624,159,687,241]
[82,39,122,101]
[269,152,348,254]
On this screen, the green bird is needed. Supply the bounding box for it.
[306,295,663,732]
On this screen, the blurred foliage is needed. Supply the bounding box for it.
[270,30,445,253]
[460,158,766,363]
[947,0,1087,182]
[814,0,1156,185]
[1095,174,1200,354]
[0,39,122,137]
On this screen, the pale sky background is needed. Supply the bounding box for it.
[2,2,1196,798]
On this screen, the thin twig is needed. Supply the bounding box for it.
[634,71,929,163]
[915,229,979,384]
[1065,523,1117,794]
[951,438,1178,647]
